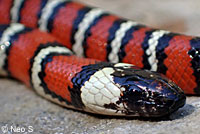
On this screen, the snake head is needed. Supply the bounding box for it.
[110,63,186,117]
[80,63,186,117]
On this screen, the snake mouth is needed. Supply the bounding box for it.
[145,87,186,117]
[142,83,186,117]
[134,92,186,118]
[167,92,186,116]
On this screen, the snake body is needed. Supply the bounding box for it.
[1,0,199,117]
[0,0,199,95]
[0,23,185,117]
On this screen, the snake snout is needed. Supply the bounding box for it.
[140,80,186,117]
[111,64,186,117]
[147,79,186,117]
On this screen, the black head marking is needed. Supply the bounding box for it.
[110,65,186,117]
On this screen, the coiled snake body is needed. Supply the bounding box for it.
[1,0,199,117]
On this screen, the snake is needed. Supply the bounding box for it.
[1,0,199,117]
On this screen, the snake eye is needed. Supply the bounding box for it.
[110,64,186,117]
